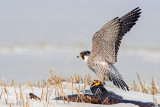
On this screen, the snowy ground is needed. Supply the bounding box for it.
[0,82,159,107]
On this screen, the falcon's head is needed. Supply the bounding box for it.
[77,51,90,62]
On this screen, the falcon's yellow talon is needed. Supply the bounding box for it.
[91,81,103,88]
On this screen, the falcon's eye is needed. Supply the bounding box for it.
[81,53,83,56]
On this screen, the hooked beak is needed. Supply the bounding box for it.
[77,54,81,58]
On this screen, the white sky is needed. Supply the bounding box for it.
[0,0,160,47]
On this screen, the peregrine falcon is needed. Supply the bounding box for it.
[77,7,141,91]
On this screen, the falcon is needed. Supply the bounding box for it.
[77,7,141,91]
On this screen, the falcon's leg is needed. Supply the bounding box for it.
[90,80,123,99]
[90,80,109,97]
[91,80,103,88]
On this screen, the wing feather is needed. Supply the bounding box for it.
[115,7,141,56]
[90,7,141,64]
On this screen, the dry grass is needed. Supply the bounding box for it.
[130,73,160,95]
[0,71,86,107]
[0,71,160,107]
[0,82,7,104]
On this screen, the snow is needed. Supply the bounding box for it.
[0,82,159,107]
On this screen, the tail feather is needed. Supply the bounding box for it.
[109,72,129,91]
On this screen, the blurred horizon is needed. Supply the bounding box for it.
[0,0,160,84]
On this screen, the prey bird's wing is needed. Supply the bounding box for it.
[91,7,141,64]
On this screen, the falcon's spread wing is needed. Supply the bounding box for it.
[91,7,141,64]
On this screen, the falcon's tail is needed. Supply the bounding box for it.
[108,64,129,91]
[109,73,129,91]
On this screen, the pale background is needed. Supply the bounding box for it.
[0,0,160,85]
